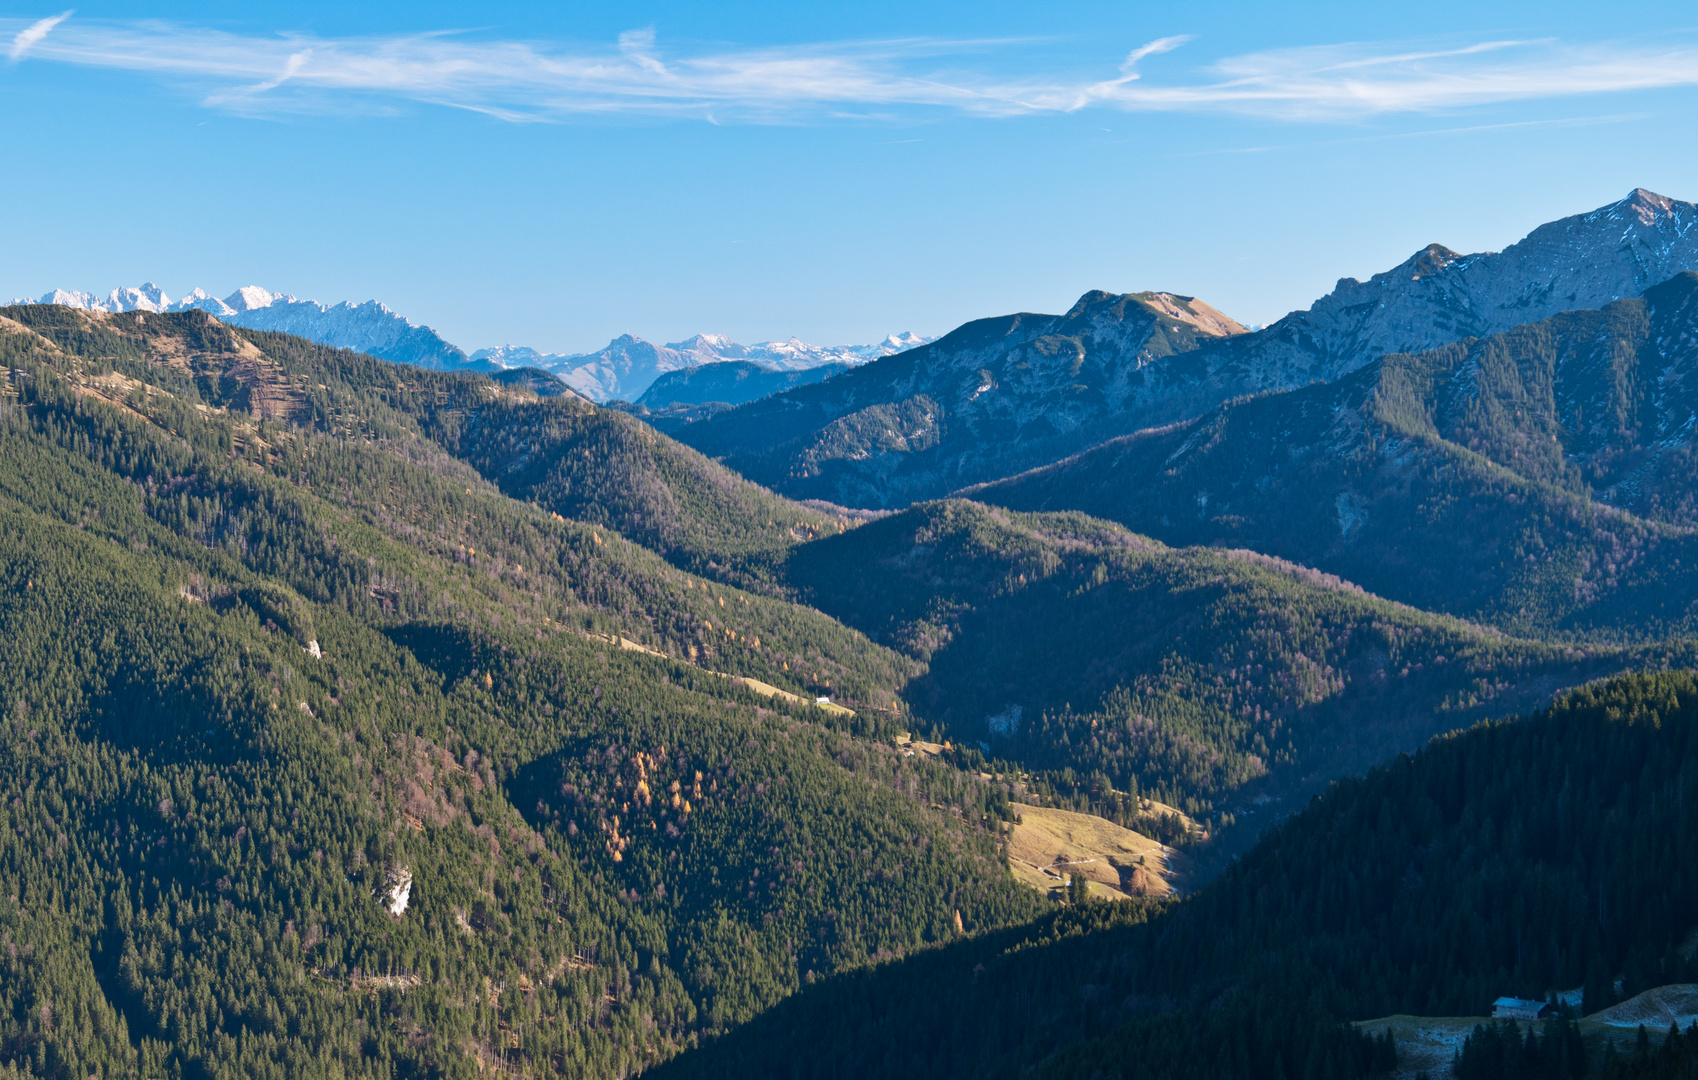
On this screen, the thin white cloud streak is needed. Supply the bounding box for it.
[5,17,1698,122]
[8,10,70,61]
[1071,39,1698,119]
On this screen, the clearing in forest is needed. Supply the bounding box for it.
[1005,803,1190,901]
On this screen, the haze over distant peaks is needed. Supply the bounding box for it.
[509,329,937,402]
[11,282,934,401]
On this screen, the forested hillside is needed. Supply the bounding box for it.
[7,298,1698,1080]
[435,388,853,593]
[2,306,886,696]
[239,314,862,597]
[0,304,1039,1078]
[786,499,1677,832]
[968,274,1698,644]
[655,670,1698,1080]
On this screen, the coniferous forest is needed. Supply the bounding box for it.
[0,298,1696,1080]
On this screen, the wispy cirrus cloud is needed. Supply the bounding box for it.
[7,9,70,61]
[1073,39,1698,120]
[4,15,1698,123]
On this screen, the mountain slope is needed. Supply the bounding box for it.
[2,303,913,707]
[430,386,863,593]
[671,290,1248,506]
[653,669,1698,1080]
[0,302,1038,1078]
[635,360,853,408]
[968,273,1698,642]
[785,500,1671,830]
[490,366,584,398]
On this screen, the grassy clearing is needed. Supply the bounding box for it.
[1004,803,1191,901]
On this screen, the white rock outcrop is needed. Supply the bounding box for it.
[386,869,413,917]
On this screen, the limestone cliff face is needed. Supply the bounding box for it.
[1221,188,1698,388]
[679,190,1698,510]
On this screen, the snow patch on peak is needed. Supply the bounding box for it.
[666,333,740,352]
[35,289,103,309]
[225,286,288,312]
[110,283,172,312]
[878,331,930,351]
[170,289,238,317]
[524,328,936,402]
[467,343,586,370]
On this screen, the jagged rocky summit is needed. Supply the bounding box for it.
[671,188,1698,509]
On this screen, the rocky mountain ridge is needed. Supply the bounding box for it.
[968,272,1698,641]
[1196,187,1698,395]
[13,282,473,369]
[674,189,1698,509]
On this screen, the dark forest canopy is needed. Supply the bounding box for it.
[656,670,1698,1080]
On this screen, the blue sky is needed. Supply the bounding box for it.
[4,1,1698,354]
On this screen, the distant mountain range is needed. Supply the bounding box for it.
[15,283,474,370]
[672,188,1698,509]
[9,283,932,402]
[471,330,932,402]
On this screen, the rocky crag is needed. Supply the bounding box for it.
[677,190,1698,509]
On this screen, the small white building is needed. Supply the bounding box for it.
[1492,997,1555,1021]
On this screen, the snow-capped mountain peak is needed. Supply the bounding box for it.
[875,331,929,352]
[665,333,742,354]
[8,280,934,399]
[225,286,292,313]
[20,283,177,313]
[538,329,937,400]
